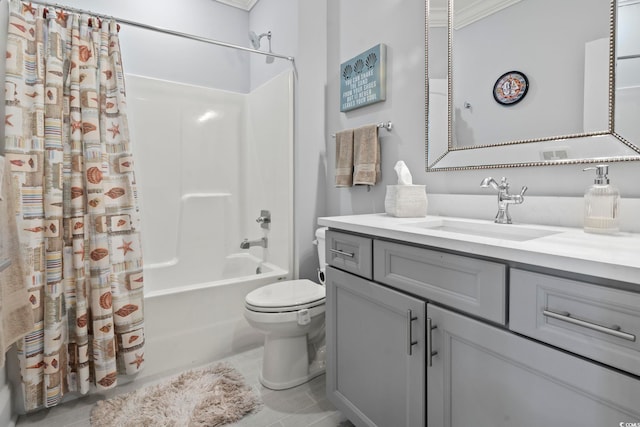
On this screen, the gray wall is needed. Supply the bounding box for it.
[316,0,640,230]
[293,0,640,279]
[323,0,427,217]
[295,1,328,281]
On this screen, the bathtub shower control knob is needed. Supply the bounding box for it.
[256,210,271,229]
[297,309,311,326]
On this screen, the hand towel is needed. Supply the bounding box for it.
[353,124,380,186]
[0,156,34,367]
[335,129,354,187]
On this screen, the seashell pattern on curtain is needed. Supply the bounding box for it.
[3,0,145,411]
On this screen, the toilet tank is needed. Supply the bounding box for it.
[315,227,328,283]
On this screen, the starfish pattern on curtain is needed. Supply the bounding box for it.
[4,0,145,411]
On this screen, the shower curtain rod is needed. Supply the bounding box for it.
[26,0,296,63]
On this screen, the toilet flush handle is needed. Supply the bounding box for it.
[297,309,311,326]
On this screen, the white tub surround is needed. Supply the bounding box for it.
[122,71,294,380]
[128,71,294,295]
[318,213,640,285]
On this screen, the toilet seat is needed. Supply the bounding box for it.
[245,279,325,313]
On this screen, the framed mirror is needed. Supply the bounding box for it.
[426,0,640,171]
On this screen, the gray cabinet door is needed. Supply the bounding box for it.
[326,266,426,427]
[427,304,640,427]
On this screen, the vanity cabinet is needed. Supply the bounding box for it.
[324,227,640,427]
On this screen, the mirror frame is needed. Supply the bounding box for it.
[425,0,640,171]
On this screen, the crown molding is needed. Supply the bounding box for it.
[455,0,522,29]
[429,5,447,28]
[428,0,522,30]
[214,0,259,11]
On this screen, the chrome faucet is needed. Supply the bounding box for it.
[240,237,268,249]
[480,177,527,224]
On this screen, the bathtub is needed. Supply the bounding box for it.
[141,253,289,379]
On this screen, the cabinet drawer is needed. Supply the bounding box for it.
[510,269,640,376]
[374,240,506,324]
[326,230,372,280]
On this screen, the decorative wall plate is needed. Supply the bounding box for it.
[493,71,529,106]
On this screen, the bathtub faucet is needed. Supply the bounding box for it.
[240,237,268,249]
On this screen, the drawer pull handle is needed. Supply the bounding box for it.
[426,317,438,367]
[407,310,418,355]
[329,248,354,258]
[543,309,636,342]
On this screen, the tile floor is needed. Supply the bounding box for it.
[16,347,354,427]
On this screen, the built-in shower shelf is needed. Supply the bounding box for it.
[0,258,10,273]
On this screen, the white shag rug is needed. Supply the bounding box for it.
[90,363,261,427]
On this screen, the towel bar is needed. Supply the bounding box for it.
[331,121,393,138]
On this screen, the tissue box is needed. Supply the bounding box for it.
[384,185,428,217]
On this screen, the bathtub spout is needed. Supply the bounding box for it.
[240,237,268,249]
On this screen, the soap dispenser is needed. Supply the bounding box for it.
[583,164,619,234]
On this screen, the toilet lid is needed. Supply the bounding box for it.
[245,279,325,310]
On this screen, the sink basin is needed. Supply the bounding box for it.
[407,218,561,242]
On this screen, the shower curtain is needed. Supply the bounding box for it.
[4,1,145,411]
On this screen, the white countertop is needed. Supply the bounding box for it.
[318,214,640,286]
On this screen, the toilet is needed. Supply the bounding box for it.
[244,227,328,390]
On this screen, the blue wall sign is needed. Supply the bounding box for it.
[340,44,387,112]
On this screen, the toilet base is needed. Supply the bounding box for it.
[259,333,326,390]
[259,364,325,390]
